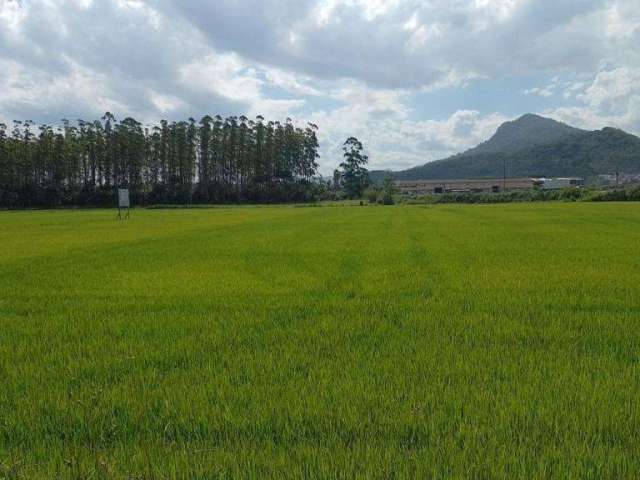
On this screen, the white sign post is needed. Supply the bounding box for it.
[117,188,130,219]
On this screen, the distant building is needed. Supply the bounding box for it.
[597,173,640,186]
[395,177,585,195]
[395,177,536,195]
[538,177,584,190]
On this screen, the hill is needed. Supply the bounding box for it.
[466,113,585,156]
[370,114,640,182]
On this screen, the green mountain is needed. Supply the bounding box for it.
[370,114,640,182]
[466,113,585,156]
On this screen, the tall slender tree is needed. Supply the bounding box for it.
[0,113,321,207]
[337,137,369,199]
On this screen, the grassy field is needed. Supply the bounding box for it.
[1,203,640,479]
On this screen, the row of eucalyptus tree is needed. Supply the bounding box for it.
[0,113,320,207]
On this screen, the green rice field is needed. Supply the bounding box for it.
[1,203,640,478]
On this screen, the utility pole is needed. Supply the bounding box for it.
[503,158,507,191]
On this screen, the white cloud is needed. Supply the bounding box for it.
[178,55,312,120]
[179,54,264,103]
[263,68,323,97]
[149,93,188,114]
[248,99,306,120]
[308,81,510,173]
[0,0,25,36]
[0,57,128,121]
[469,0,522,32]
[0,0,639,174]
[165,0,628,90]
[545,67,640,134]
[330,83,409,116]
[314,0,404,24]
[605,1,640,39]
[579,67,640,111]
[524,86,554,98]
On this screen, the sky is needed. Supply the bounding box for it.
[1,0,639,174]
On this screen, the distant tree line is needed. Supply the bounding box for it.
[403,184,640,204]
[0,113,321,207]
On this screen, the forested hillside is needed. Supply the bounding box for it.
[465,113,584,156]
[370,115,640,182]
[0,114,320,207]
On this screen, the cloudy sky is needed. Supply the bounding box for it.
[1,0,639,173]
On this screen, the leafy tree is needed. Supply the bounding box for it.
[381,173,397,204]
[337,137,368,199]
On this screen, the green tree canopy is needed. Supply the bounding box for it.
[336,137,369,199]
[0,114,322,207]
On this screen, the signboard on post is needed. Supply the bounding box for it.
[117,188,130,219]
[118,188,130,208]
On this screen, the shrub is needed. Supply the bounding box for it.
[364,188,379,204]
[381,193,394,205]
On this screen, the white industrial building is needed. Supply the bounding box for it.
[537,178,584,190]
[395,177,585,195]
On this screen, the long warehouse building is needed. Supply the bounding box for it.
[395,177,584,195]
